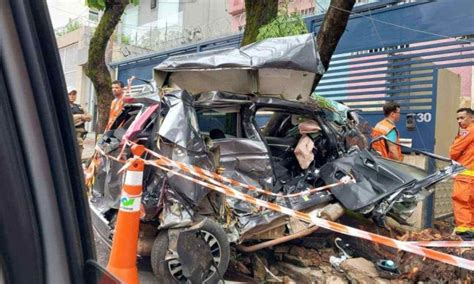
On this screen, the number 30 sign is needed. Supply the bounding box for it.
[416,112,432,123]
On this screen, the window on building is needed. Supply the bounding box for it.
[150,0,157,9]
[58,43,78,89]
[88,9,99,23]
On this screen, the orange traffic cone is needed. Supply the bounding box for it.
[107,145,146,284]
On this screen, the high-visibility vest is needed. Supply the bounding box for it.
[371,118,403,160]
[107,97,124,129]
[450,124,474,177]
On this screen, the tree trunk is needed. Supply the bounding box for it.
[241,0,278,46]
[85,0,128,133]
[313,0,355,89]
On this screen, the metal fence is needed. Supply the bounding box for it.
[433,160,454,220]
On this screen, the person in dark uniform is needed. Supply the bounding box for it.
[68,86,91,158]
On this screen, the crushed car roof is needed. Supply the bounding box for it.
[153,34,325,100]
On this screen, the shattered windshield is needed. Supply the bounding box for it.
[308,93,349,124]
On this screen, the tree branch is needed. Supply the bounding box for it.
[313,0,355,89]
[85,0,128,132]
[241,0,279,46]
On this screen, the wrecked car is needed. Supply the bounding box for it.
[88,34,463,283]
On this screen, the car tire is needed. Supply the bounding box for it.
[151,219,230,284]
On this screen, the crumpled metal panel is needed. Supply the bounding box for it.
[91,147,126,212]
[141,171,166,221]
[159,198,194,229]
[217,138,268,156]
[153,34,325,99]
[155,34,325,74]
[221,170,264,214]
[159,90,206,152]
[319,151,379,211]
[215,138,273,185]
[237,188,333,237]
[159,142,214,205]
[195,91,252,105]
[238,210,285,238]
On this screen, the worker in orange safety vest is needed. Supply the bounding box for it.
[371,102,403,161]
[106,80,125,130]
[449,107,474,240]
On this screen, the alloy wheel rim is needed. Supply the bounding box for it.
[168,230,222,282]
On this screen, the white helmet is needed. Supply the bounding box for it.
[67,86,77,94]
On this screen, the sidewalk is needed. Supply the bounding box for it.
[82,132,97,161]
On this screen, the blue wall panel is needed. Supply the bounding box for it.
[310,0,474,53]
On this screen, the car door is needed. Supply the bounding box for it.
[0,0,115,283]
[196,103,275,189]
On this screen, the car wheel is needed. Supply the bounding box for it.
[151,220,230,283]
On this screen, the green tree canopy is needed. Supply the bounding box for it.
[256,3,308,42]
[86,0,138,10]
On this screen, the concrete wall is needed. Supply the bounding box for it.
[56,26,99,132]
[182,0,231,41]
[434,69,461,157]
[56,27,81,47]
[56,28,84,103]
[227,0,315,32]
[137,0,158,26]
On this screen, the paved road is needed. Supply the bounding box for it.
[81,132,97,161]
[94,231,158,283]
[87,134,245,283]
[94,231,249,283]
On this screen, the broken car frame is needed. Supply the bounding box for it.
[88,34,464,283]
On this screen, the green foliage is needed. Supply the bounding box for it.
[309,93,336,111]
[86,0,105,10]
[308,93,349,123]
[256,1,308,41]
[121,34,131,45]
[85,0,139,11]
[55,20,82,36]
[66,20,81,33]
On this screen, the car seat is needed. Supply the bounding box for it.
[210,128,226,140]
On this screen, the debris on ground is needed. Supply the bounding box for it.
[224,219,473,283]
[394,223,474,282]
[339,258,386,283]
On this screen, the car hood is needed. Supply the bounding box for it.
[320,149,464,211]
[153,34,325,100]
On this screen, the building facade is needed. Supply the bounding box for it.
[227,0,316,32]
[118,0,231,59]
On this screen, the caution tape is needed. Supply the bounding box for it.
[146,160,474,271]
[406,241,474,248]
[95,145,126,163]
[92,142,474,271]
[95,141,346,198]
[138,141,354,198]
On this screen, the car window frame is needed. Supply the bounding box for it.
[1,0,97,282]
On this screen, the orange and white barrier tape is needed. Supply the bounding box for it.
[407,241,474,248]
[139,142,354,198]
[96,140,350,198]
[95,145,127,163]
[93,142,474,271]
[144,160,474,271]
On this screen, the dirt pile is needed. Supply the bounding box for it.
[226,220,474,283]
[394,222,474,282]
